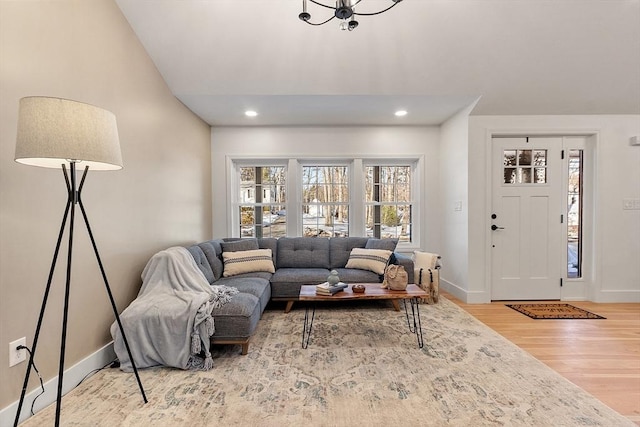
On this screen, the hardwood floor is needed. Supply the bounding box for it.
[443,292,640,425]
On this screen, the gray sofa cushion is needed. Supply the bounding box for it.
[276,237,330,269]
[365,238,399,251]
[258,237,278,266]
[329,237,369,269]
[333,267,381,283]
[271,267,330,283]
[217,271,273,282]
[210,293,261,340]
[187,245,214,283]
[215,276,271,312]
[394,253,415,284]
[221,239,259,253]
[270,267,331,298]
[198,240,224,281]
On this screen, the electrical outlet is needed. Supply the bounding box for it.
[9,337,26,367]
[623,199,640,210]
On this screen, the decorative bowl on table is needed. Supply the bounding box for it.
[352,284,365,293]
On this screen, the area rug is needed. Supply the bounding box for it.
[506,303,606,320]
[21,297,631,427]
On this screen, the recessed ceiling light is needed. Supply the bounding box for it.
[245,110,258,117]
[395,110,408,117]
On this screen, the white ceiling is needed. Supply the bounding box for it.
[115,0,640,126]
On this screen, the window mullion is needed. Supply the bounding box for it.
[374,165,381,238]
[350,159,364,236]
[255,167,263,238]
[287,159,301,237]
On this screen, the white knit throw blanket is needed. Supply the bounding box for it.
[111,247,238,372]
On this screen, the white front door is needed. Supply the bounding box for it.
[491,137,563,300]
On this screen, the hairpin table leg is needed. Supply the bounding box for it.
[403,298,424,348]
[302,304,316,349]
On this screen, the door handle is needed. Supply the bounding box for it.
[491,224,504,231]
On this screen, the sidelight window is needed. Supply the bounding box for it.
[567,150,583,278]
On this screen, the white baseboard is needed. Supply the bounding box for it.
[440,279,639,304]
[594,289,640,303]
[440,280,491,304]
[0,342,115,427]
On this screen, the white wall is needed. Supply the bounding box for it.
[210,126,441,252]
[438,103,476,301]
[0,0,211,410]
[468,115,640,303]
[212,116,639,304]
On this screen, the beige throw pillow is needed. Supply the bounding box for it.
[222,249,275,277]
[345,248,392,275]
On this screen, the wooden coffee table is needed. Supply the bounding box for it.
[298,283,428,349]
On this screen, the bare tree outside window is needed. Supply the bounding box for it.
[567,150,583,278]
[302,166,349,237]
[365,165,412,242]
[239,166,286,238]
[233,159,419,243]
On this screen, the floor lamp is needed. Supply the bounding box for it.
[13,97,147,426]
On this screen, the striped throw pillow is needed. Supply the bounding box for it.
[222,249,275,277]
[345,248,392,275]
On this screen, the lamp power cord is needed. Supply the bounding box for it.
[17,345,44,416]
[16,345,118,417]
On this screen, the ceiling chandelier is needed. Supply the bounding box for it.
[299,0,404,31]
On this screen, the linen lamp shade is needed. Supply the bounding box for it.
[15,97,123,170]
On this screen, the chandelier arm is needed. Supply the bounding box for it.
[354,1,401,16]
[304,15,336,26]
[308,0,336,10]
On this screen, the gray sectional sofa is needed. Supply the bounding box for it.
[186,237,413,355]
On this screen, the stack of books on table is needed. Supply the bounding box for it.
[315,282,348,296]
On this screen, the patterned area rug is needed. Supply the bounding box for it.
[22,297,630,427]
[506,303,606,319]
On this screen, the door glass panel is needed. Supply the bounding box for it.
[504,150,517,166]
[533,150,546,166]
[504,167,516,184]
[567,150,583,278]
[503,149,547,185]
[518,168,532,183]
[518,150,532,166]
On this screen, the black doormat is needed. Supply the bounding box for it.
[506,303,606,319]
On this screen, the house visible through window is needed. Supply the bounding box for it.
[365,165,412,242]
[302,165,349,237]
[239,166,286,238]
[232,158,420,246]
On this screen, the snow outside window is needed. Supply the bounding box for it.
[365,165,413,243]
[238,166,287,238]
[302,165,349,237]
